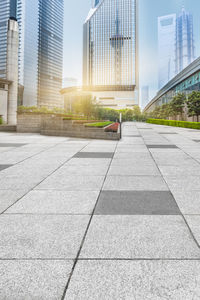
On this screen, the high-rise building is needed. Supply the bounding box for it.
[176,8,195,74]
[158,8,195,90]
[141,86,149,109]
[0,0,17,79]
[16,0,64,108]
[158,14,176,90]
[83,0,139,109]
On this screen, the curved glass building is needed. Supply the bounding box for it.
[83,0,139,109]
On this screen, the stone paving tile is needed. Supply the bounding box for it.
[159,165,200,176]
[172,191,200,215]
[73,152,114,158]
[67,158,111,166]
[65,260,200,300]
[108,164,160,176]
[103,176,169,191]
[0,215,89,259]
[147,145,178,149]
[0,143,27,147]
[0,164,13,171]
[0,260,73,300]
[164,176,200,191]
[95,191,180,215]
[37,175,105,191]
[0,190,27,213]
[55,164,109,176]
[159,132,178,134]
[80,216,200,259]
[7,190,99,214]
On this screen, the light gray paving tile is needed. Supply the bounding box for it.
[0,260,73,300]
[0,143,27,147]
[164,176,200,191]
[108,164,160,176]
[80,216,200,258]
[65,260,200,300]
[37,175,105,191]
[73,152,114,158]
[172,191,200,215]
[0,190,27,213]
[95,191,180,215]
[56,164,109,176]
[7,190,99,214]
[67,158,111,166]
[185,216,200,246]
[0,215,89,258]
[103,176,169,191]
[159,165,200,176]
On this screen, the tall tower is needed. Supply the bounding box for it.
[17,0,64,108]
[176,8,195,73]
[158,14,176,89]
[0,0,17,79]
[83,0,139,109]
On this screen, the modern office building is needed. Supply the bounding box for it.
[0,0,17,79]
[158,14,176,89]
[83,0,139,109]
[158,8,195,90]
[141,86,149,109]
[144,56,200,118]
[16,0,64,108]
[176,8,195,74]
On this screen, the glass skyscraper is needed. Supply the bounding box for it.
[83,0,139,108]
[176,8,195,74]
[0,0,17,79]
[0,0,64,107]
[158,8,195,90]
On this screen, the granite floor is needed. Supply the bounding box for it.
[0,123,200,299]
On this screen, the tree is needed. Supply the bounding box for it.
[170,93,186,120]
[187,91,200,122]
[132,105,142,121]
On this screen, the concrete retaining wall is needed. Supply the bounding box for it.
[17,113,120,140]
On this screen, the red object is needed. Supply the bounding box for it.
[105,122,119,132]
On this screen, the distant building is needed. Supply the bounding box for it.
[141,86,149,109]
[83,0,139,109]
[158,8,195,90]
[62,77,78,89]
[176,8,195,74]
[158,14,176,89]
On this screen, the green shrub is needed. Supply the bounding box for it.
[0,117,2,125]
[85,121,113,128]
[147,118,200,129]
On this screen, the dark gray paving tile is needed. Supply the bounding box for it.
[193,140,200,142]
[0,143,27,147]
[95,191,180,215]
[0,165,13,171]
[74,152,114,158]
[147,145,178,149]
[159,132,178,135]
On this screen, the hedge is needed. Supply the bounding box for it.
[147,118,200,129]
[0,117,2,125]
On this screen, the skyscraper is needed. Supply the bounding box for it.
[0,0,17,79]
[158,8,195,90]
[158,14,176,89]
[83,0,139,109]
[17,0,64,108]
[176,8,195,74]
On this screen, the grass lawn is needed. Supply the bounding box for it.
[85,121,113,128]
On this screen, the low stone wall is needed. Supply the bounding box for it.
[17,113,120,140]
[0,125,16,132]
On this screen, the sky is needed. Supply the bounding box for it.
[63,0,200,102]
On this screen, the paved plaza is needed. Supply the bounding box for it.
[0,122,200,299]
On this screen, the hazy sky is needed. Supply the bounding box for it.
[63,0,200,100]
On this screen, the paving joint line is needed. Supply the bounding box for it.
[0,140,91,215]
[61,139,119,300]
[138,123,200,250]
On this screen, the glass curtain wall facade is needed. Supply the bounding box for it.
[83,0,137,91]
[0,0,17,79]
[158,14,176,89]
[17,0,63,107]
[37,0,64,108]
[176,8,195,74]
